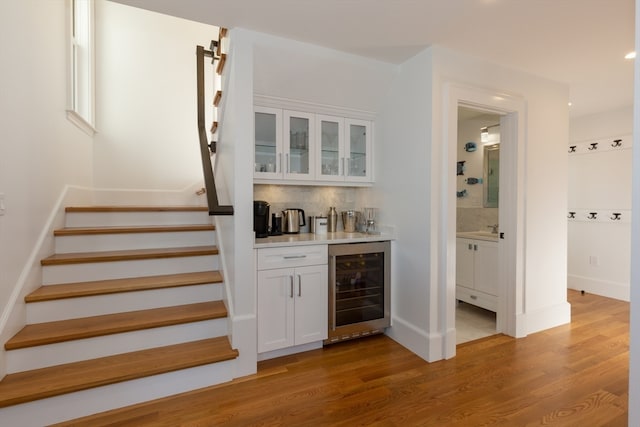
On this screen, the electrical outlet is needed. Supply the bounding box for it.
[589,255,599,266]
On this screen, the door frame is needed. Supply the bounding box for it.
[441,83,527,359]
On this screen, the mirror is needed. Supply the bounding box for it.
[483,144,499,208]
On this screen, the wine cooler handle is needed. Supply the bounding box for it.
[298,274,302,297]
[289,275,294,298]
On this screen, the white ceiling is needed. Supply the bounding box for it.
[113,0,635,118]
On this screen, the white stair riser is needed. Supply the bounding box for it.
[0,360,235,426]
[6,319,228,373]
[65,211,211,228]
[43,255,219,284]
[27,283,223,323]
[55,230,216,253]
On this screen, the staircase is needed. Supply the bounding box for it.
[0,206,238,426]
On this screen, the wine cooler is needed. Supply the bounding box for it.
[325,241,390,344]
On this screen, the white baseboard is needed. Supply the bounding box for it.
[525,301,572,335]
[386,315,443,362]
[568,274,630,302]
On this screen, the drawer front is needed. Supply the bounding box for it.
[456,285,497,312]
[258,245,328,270]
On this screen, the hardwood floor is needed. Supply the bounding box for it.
[57,290,629,426]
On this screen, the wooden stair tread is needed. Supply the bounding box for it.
[41,245,218,266]
[26,271,223,302]
[54,224,215,236]
[0,337,238,408]
[65,206,208,212]
[5,301,227,350]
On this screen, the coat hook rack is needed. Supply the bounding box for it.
[612,139,622,148]
[611,212,622,220]
[568,146,577,153]
[588,212,598,219]
[588,143,598,151]
[568,212,576,219]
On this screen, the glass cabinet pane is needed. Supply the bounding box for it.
[255,111,278,173]
[349,123,367,177]
[288,115,310,175]
[320,119,340,177]
[334,251,385,326]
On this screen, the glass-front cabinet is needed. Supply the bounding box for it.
[254,106,282,180]
[283,110,315,180]
[254,101,373,184]
[345,118,371,182]
[317,115,344,182]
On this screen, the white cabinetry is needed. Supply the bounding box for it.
[254,99,373,185]
[257,245,328,354]
[456,238,498,312]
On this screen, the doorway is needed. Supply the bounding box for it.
[441,84,526,359]
[455,106,501,344]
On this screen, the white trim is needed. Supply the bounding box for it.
[568,274,630,302]
[524,302,571,335]
[254,94,376,121]
[66,109,96,136]
[442,83,527,359]
[385,316,443,362]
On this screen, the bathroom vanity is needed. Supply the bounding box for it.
[455,232,498,312]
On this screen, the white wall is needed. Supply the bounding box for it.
[0,0,94,374]
[627,1,640,423]
[94,1,216,190]
[375,46,570,361]
[568,106,632,301]
[432,47,570,333]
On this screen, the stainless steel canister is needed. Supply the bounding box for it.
[341,210,358,232]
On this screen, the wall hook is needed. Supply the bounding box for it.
[611,212,622,220]
[612,139,623,148]
[568,146,577,153]
[588,212,598,219]
[568,212,576,219]
[588,143,598,151]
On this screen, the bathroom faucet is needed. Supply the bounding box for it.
[487,224,499,234]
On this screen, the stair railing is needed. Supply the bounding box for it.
[196,43,233,216]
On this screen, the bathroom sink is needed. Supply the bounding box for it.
[456,231,500,241]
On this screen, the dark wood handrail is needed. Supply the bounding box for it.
[196,45,233,216]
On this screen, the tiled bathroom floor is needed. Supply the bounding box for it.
[456,301,497,344]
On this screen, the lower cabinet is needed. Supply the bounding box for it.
[456,238,498,312]
[257,246,328,354]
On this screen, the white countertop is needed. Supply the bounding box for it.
[456,231,500,242]
[254,231,395,248]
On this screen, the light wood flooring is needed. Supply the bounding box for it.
[58,290,629,426]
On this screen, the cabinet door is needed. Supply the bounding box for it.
[284,110,315,180]
[345,119,372,182]
[257,268,295,353]
[316,114,344,182]
[254,106,283,179]
[294,264,328,345]
[474,240,499,296]
[456,238,474,288]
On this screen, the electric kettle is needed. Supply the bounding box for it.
[282,208,306,234]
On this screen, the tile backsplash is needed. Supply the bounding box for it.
[457,207,498,232]
[254,184,366,232]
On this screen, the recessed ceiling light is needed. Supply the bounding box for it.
[625,51,636,59]
[568,102,573,107]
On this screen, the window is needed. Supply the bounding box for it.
[67,0,95,135]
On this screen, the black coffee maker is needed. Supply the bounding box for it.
[253,201,270,238]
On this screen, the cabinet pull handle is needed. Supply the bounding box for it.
[283,254,307,259]
[470,295,478,300]
[468,244,472,250]
[289,276,294,298]
[474,244,478,251]
[341,157,345,176]
[298,274,302,297]
[278,153,282,173]
[346,157,350,175]
[286,153,289,173]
